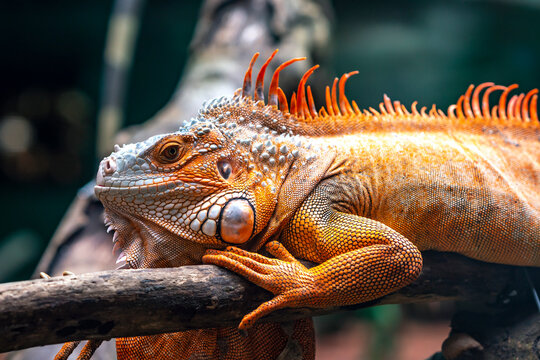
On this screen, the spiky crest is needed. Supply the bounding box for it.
[239,49,539,130]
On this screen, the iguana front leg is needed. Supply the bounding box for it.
[202,186,423,330]
[204,242,320,330]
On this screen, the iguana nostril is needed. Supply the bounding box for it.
[103,157,117,175]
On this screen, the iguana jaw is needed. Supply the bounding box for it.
[103,208,141,269]
[103,206,215,268]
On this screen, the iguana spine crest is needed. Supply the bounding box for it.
[240,49,539,129]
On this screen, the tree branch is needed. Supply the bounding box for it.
[0,252,521,353]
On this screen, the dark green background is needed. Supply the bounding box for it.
[1,0,539,282]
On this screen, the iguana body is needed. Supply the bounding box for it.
[59,50,539,359]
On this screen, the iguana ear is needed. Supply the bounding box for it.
[249,151,345,251]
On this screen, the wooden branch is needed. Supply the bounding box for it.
[0,252,521,353]
[441,311,540,359]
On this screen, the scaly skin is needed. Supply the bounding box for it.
[59,50,540,359]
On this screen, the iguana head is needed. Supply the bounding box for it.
[95,50,338,268]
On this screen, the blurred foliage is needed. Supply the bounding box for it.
[0,0,200,282]
[315,305,402,359]
[364,305,401,360]
[330,0,540,108]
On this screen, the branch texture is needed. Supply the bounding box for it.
[0,252,521,353]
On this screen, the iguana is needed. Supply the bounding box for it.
[56,50,540,360]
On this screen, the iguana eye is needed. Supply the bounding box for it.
[158,142,182,163]
[217,160,232,180]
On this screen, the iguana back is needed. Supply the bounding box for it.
[300,118,539,266]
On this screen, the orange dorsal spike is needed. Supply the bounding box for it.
[394,101,404,116]
[491,105,499,120]
[352,100,361,115]
[268,57,306,106]
[338,71,358,115]
[531,94,538,123]
[401,104,411,116]
[277,87,289,113]
[472,82,493,117]
[463,84,475,118]
[306,86,318,118]
[456,95,465,119]
[394,101,407,116]
[296,65,319,119]
[302,96,312,119]
[378,102,387,115]
[370,107,380,116]
[507,95,518,121]
[242,53,260,98]
[325,86,334,116]
[521,88,538,122]
[448,104,457,119]
[498,84,519,120]
[513,93,524,121]
[331,78,340,115]
[482,85,505,119]
[411,101,419,116]
[290,92,297,115]
[383,95,395,116]
[429,104,437,117]
[521,89,533,121]
[254,49,278,102]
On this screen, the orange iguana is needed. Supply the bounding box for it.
[56,50,539,359]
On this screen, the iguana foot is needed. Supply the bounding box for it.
[54,341,81,360]
[203,241,319,331]
[54,339,103,360]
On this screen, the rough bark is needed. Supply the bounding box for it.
[441,310,540,359]
[1,252,537,353]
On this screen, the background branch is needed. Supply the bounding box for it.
[0,252,530,353]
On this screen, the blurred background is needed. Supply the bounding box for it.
[0,1,198,282]
[1,0,539,359]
